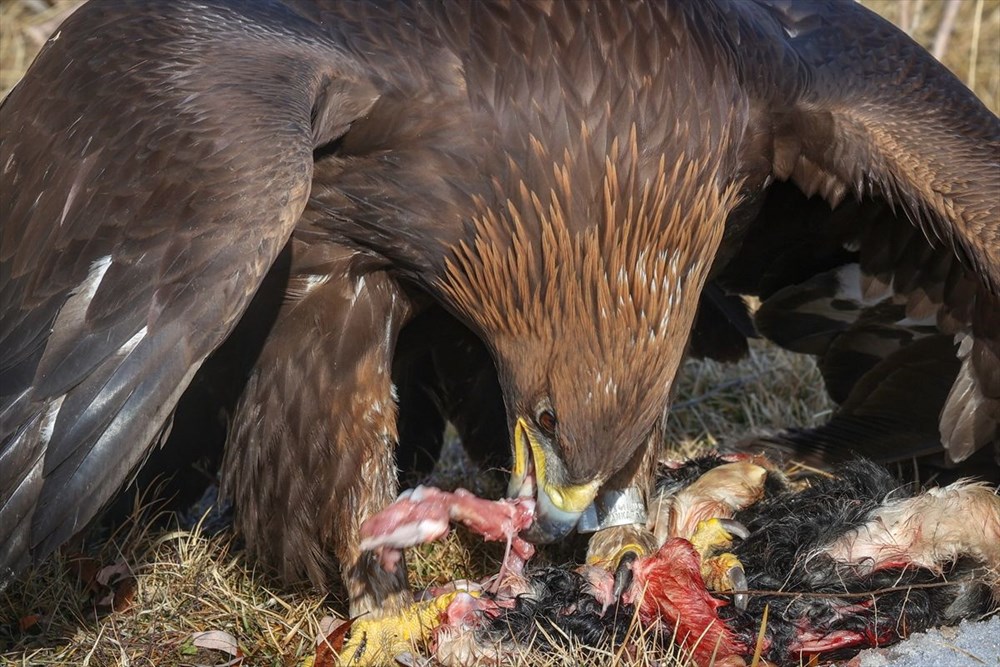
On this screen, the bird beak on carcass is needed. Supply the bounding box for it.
[507,417,602,543]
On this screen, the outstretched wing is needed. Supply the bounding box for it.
[723,0,999,466]
[748,0,999,290]
[0,0,378,581]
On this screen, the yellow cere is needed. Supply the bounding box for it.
[516,418,600,513]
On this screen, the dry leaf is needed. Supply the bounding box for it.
[17,614,41,633]
[190,630,244,666]
[111,576,138,612]
[63,554,137,616]
[314,616,353,667]
[191,629,240,654]
[64,554,101,591]
[95,561,131,587]
[315,616,341,645]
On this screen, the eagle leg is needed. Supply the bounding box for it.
[221,240,415,617]
[584,425,660,588]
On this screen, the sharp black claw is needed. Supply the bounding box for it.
[729,565,749,610]
[717,518,750,541]
[612,550,639,600]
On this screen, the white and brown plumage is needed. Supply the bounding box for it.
[1,0,997,621]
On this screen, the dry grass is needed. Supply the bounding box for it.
[2,1,998,666]
[0,0,80,98]
[864,0,999,111]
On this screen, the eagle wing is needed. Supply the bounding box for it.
[748,0,999,289]
[0,1,379,580]
[723,0,999,466]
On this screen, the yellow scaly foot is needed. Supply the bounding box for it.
[339,591,459,665]
[689,517,749,609]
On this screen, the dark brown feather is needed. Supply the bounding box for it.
[0,0,379,579]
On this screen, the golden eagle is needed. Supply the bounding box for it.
[1,0,997,624]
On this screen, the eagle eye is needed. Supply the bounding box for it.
[535,406,558,438]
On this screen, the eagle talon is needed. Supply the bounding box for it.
[716,518,750,541]
[585,524,658,607]
[700,552,748,607]
[728,564,749,610]
[690,519,750,607]
[612,549,640,600]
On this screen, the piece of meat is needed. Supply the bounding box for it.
[626,538,750,663]
[360,486,536,575]
[433,591,504,666]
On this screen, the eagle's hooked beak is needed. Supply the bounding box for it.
[508,418,601,544]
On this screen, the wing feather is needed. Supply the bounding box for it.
[716,0,1000,468]
[748,0,999,292]
[0,0,379,583]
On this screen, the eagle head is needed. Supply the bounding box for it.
[440,141,738,543]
